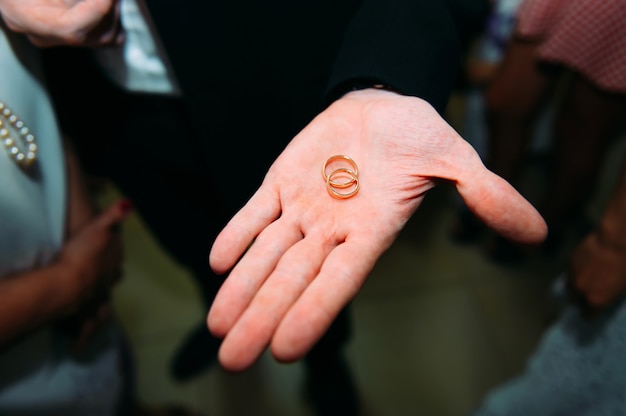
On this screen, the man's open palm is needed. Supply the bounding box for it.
[208,89,547,371]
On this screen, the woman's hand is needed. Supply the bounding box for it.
[56,199,131,333]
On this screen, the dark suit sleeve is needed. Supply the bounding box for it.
[326,0,487,112]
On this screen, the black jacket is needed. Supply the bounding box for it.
[145,0,487,115]
[44,0,487,208]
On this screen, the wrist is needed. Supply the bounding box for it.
[328,78,401,102]
[52,256,87,315]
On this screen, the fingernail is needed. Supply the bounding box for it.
[119,199,134,214]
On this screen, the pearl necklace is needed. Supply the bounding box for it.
[0,101,38,168]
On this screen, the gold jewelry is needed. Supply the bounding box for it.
[322,155,358,188]
[326,167,360,199]
[326,167,357,189]
[0,101,38,169]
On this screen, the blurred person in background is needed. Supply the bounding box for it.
[454,0,626,264]
[472,149,626,416]
[0,2,201,414]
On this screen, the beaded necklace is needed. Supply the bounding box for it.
[0,101,37,168]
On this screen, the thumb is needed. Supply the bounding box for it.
[92,199,133,232]
[428,133,547,245]
[456,168,547,245]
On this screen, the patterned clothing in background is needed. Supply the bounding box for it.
[516,0,626,93]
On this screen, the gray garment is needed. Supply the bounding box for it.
[474,278,626,416]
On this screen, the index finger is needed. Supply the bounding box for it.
[210,186,282,274]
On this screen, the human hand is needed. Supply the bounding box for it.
[57,199,132,314]
[0,0,122,47]
[208,89,547,371]
[568,230,626,314]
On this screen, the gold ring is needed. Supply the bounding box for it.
[322,155,359,188]
[326,167,360,199]
[326,167,357,189]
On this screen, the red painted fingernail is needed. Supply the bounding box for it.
[119,199,134,214]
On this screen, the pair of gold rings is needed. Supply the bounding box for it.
[322,155,360,199]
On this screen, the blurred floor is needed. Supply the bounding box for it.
[105,96,626,416]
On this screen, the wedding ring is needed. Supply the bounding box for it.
[326,167,360,199]
[322,155,359,188]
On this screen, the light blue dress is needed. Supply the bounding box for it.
[0,23,125,415]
